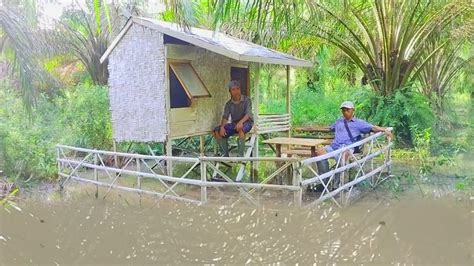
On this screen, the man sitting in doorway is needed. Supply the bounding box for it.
[315,101,392,174]
[213,80,254,157]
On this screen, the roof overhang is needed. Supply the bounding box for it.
[100,16,313,68]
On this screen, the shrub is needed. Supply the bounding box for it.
[0,82,62,180]
[354,88,435,146]
[0,82,112,181]
[57,84,112,149]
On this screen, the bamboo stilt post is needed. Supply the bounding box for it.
[57,147,63,190]
[387,140,392,175]
[200,135,205,156]
[252,63,260,182]
[136,158,141,189]
[286,65,291,138]
[293,161,302,207]
[200,161,207,204]
[164,45,173,177]
[113,141,118,176]
[166,140,173,176]
[94,153,99,198]
[340,152,347,204]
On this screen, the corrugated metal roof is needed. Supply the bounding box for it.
[101,16,313,67]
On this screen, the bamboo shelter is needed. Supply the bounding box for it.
[56,16,394,208]
[100,16,312,162]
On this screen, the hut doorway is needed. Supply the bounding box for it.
[231,66,249,96]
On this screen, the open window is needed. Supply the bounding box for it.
[169,63,210,108]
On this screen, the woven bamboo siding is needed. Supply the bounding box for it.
[167,44,247,139]
[108,24,167,142]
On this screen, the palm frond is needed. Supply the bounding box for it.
[0,5,56,113]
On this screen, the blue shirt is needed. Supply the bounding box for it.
[329,117,373,150]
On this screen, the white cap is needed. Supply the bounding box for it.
[340,101,355,109]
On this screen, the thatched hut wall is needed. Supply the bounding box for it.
[167,44,248,139]
[108,24,167,142]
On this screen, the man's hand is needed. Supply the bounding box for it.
[235,122,244,132]
[219,126,226,137]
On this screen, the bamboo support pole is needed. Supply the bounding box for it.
[62,173,201,205]
[56,144,198,163]
[286,65,291,138]
[58,158,203,186]
[57,147,63,190]
[166,140,173,176]
[200,162,207,204]
[253,63,260,180]
[293,161,302,207]
[113,141,118,173]
[94,153,99,198]
[200,135,205,156]
[136,158,141,189]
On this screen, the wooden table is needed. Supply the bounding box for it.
[263,137,327,157]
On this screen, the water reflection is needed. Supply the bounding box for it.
[0,188,471,264]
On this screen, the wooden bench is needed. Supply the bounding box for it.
[293,126,335,140]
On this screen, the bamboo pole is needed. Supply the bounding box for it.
[166,140,173,176]
[94,153,98,198]
[164,44,173,177]
[199,135,205,156]
[200,161,207,204]
[58,158,204,186]
[113,141,118,172]
[253,63,260,182]
[64,174,201,205]
[293,161,302,207]
[136,158,141,189]
[57,147,63,190]
[199,156,297,162]
[286,65,291,138]
[56,144,198,163]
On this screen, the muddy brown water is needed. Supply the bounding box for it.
[0,184,472,265]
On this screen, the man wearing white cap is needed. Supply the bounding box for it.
[315,100,392,174]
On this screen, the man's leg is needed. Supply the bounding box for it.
[213,125,231,157]
[236,121,253,157]
[315,146,331,175]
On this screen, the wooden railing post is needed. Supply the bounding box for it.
[136,158,141,189]
[94,153,99,198]
[293,161,302,207]
[57,146,63,190]
[200,161,207,204]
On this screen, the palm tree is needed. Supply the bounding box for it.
[52,2,122,85]
[307,0,467,96]
[0,5,54,112]
[419,38,470,117]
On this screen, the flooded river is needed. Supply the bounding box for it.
[0,186,472,264]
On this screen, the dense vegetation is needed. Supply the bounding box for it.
[0,0,472,190]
